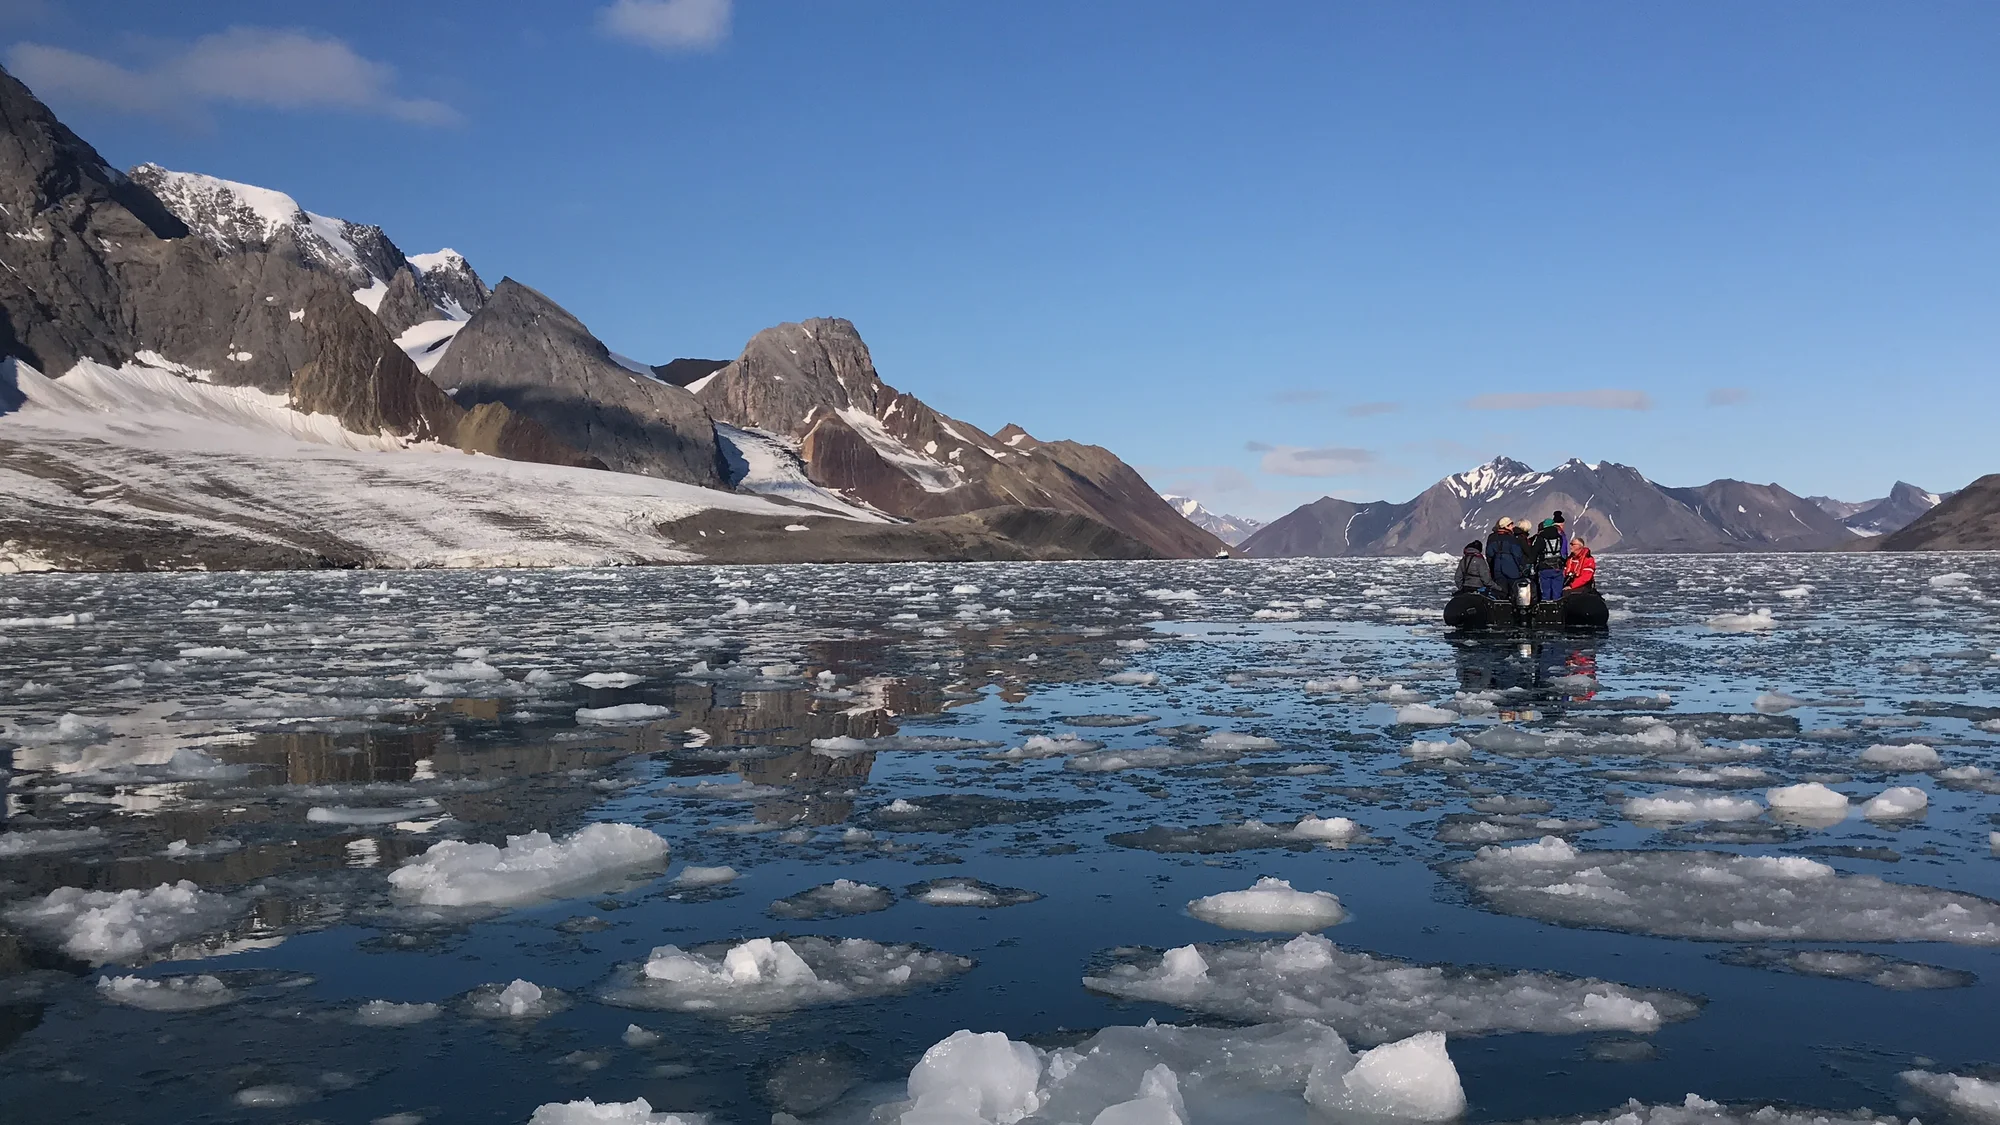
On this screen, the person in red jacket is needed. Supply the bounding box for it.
[1563,538,1596,593]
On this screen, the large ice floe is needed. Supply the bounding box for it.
[1535,1094,1906,1125]
[386,823,669,906]
[1717,947,1974,990]
[5,880,237,964]
[1187,877,1349,932]
[1901,1070,2000,1121]
[1456,837,2000,943]
[1083,933,1697,1043]
[869,1019,1466,1123]
[599,936,973,1015]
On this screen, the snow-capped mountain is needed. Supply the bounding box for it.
[129,163,486,333]
[1881,477,2000,550]
[0,63,1199,569]
[1161,495,1263,546]
[1808,482,1945,538]
[1243,456,1857,557]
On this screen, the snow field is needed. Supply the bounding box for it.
[387,823,669,906]
[1084,933,1693,1042]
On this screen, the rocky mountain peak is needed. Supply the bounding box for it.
[0,66,186,243]
[408,248,489,319]
[129,163,409,292]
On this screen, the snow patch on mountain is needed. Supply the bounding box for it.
[1162,494,1263,546]
[715,423,889,521]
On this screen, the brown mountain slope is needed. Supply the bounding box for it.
[1879,475,2000,551]
[694,318,1221,558]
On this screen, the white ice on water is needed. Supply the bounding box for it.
[1860,786,1928,820]
[1458,837,2000,943]
[468,978,566,1020]
[1901,1070,2000,1120]
[882,1019,1465,1124]
[984,734,1105,761]
[600,936,972,1015]
[387,824,669,906]
[769,879,893,919]
[1764,783,1850,815]
[1858,743,1941,771]
[526,1097,703,1124]
[1292,816,1363,843]
[1083,933,1693,1042]
[575,704,672,725]
[0,827,104,856]
[5,880,236,964]
[97,973,237,1011]
[1548,1095,1905,1125]
[1188,877,1348,932]
[355,999,442,1026]
[1067,746,1243,772]
[1621,791,1763,823]
[672,865,738,887]
[1704,609,1777,631]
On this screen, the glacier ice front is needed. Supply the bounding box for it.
[1083,933,1697,1042]
[1457,837,2000,943]
[876,1019,1466,1123]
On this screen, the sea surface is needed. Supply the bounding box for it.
[2,554,1998,1124]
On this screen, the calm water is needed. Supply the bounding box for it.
[1,554,1998,1123]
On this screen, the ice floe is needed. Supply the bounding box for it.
[1764,783,1850,815]
[769,879,893,919]
[876,1019,1465,1123]
[355,999,442,1026]
[1067,746,1243,772]
[467,978,567,1020]
[1457,837,2000,943]
[575,704,671,725]
[0,827,105,856]
[1705,608,1777,631]
[1395,704,1459,726]
[1859,743,1941,770]
[673,865,739,887]
[1187,877,1348,932]
[1084,933,1696,1042]
[1621,790,1764,823]
[527,1098,701,1124]
[97,973,237,1011]
[387,823,669,907]
[907,878,1042,907]
[1901,1070,2000,1120]
[5,880,237,964]
[983,734,1104,760]
[1718,947,1973,990]
[1860,786,1928,820]
[600,936,972,1015]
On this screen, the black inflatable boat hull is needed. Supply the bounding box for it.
[1445,590,1608,631]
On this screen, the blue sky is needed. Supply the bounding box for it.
[7,1,1995,518]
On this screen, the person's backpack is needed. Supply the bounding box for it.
[1535,528,1564,568]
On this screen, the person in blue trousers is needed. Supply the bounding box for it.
[1532,518,1566,602]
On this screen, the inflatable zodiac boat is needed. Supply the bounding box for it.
[1444,584,1610,631]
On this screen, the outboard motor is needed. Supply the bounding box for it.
[1513,582,1533,608]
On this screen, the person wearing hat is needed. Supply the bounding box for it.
[1552,510,1570,558]
[1532,518,1567,602]
[1486,518,1527,588]
[1455,539,1493,594]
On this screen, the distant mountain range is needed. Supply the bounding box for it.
[1160,495,1262,546]
[1241,457,1946,557]
[0,64,1221,570]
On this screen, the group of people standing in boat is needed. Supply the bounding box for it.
[1454,510,1596,601]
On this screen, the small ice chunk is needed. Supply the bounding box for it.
[575,672,646,688]
[4,880,235,964]
[387,824,669,906]
[309,803,437,826]
[906,1030,1046,1123]
[1902,1070,2000,1120]
[356,999,441,1026]
[1395,704,1459,726]
[467,978,564,1019]
[97,973,237,1011]
[1198,731,1279,751]
[1188,876,1348,932]
[1292,816,1362,843]
[1859,743,1941,771]
[0,827,105,857]
[1107,670,1161,686]
[1307,1031,1466,1121]
[1404,738,1473,760]
[622,1023,662,1047]
[1754,691,1807,713]
[1705,608,1777,631]
[576,704,671,724]
[1860,786,1928,820]
[526,1097,699,1124]
[673,865,738,887]
[985,734,1104,760]
[1621,790,1764,823]
[1306,676,1366,693]
[603,936,972,1015]
[1765,783,1850,813]
[769,879,893,919]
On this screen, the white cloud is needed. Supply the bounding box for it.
[4,28,457,127]
[601,0,733,52]
[1250,444,1381,478]
[1462,390,1653,412]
